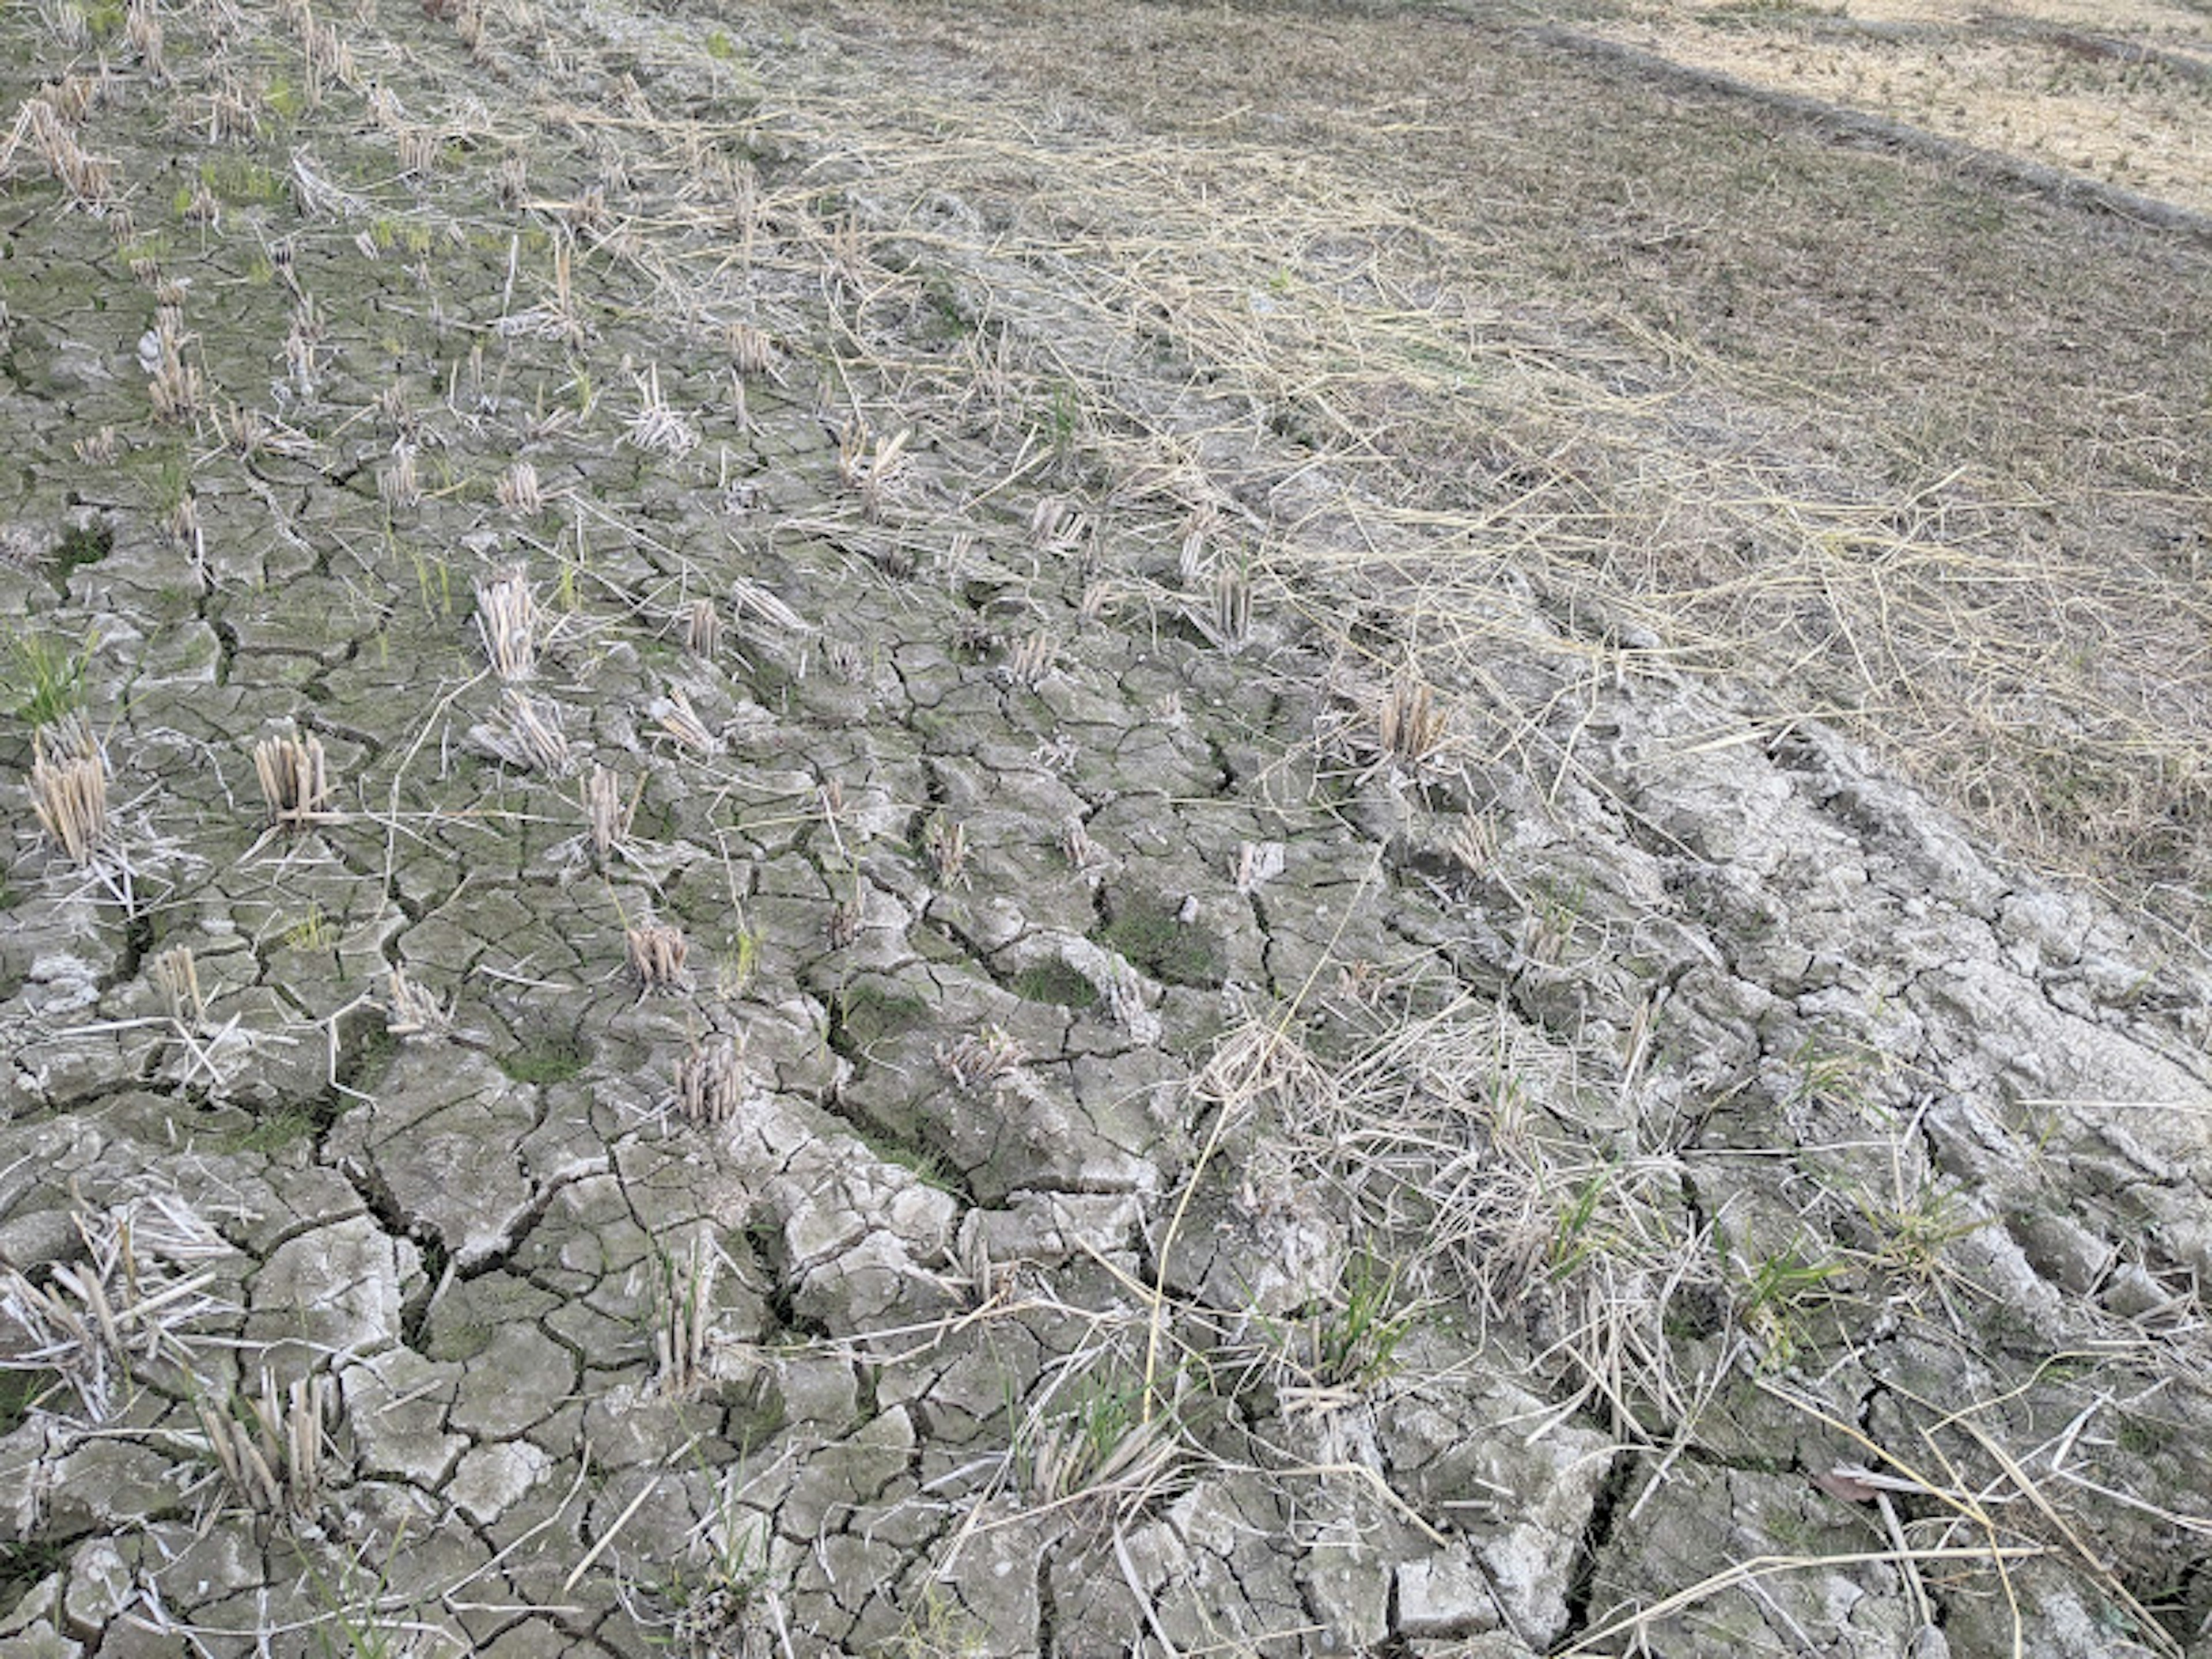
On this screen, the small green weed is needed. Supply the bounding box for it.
[655,1507,768,1656]
[1010,958,1098,1009]
[1304,1252,1414,1392]
[1097,890,1224,987]
[497,1032,588,1086]
[1014,1368,1176,1505]
[283,903,335,951]
[1738,1242,1846,1369]
[222,1109,319,1156]
[5,626,96,727]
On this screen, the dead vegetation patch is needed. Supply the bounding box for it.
[763,0,2212,941]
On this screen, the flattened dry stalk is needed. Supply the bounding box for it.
[477,690,571,774]
[72,426,118,465]
[30,721,108,866]
[1377,673,1448,766]
[383,965,450,1039]
[151,945,206,1029]
[936,1025,1022,1093]
[583,763,634,861]
[195,1369,331,1519]
[675,1032,745,1126]
[253,725,335,825]
[496,459,542,513]
[1448,809,1498,876]
[650,687,720,756]
[653,1228,718,1397]
[922,812,968,887]
[1029,496,1090,555]
[624,363,699,458]
[730,575,813,635]
[0,1194,232,1421]
[473,565,539,681]
[682,597,721,659]
[627,921,689,992]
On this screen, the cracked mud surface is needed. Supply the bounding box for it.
[2,1,2211,1654]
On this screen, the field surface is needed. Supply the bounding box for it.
[2,1,2211,1655]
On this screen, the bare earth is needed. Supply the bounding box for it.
[1,1,2210,1656]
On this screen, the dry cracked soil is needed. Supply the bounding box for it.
[2,0,2212,1656]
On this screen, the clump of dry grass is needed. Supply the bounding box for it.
[254,725,336,825]
[143,317,202,423]
[377,446,421,513]
[1004,630,1052,690]
[1,93,118,207]
[497,459,543,514]
[30,717,107,865]
[922,812,968,887]
[726,321,778,377]
[627,921,689,991]
[838,421,911,520]
[151,945,206,1029]
[624,364,698,458]
[682,597,721,658]
[675,1032,745,1126]
[474,565,539,681]
[477,690,571,774]
[384,965,450,1039]
[1375,673,1448,767]
[1446,810,1498,876]
[1263,999,1716,1443]
[194,1370,331,1521]
[0,1193,230,1422]
[1207,563,1251,652]
[584,763,635,862]
[1062,816,1105,876]
[652,1229,719,1397]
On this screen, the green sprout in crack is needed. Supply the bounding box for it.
[1011,1363,1183,1514]
[1737,1241,1846,1372]
[1294,1252,1416,1396]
